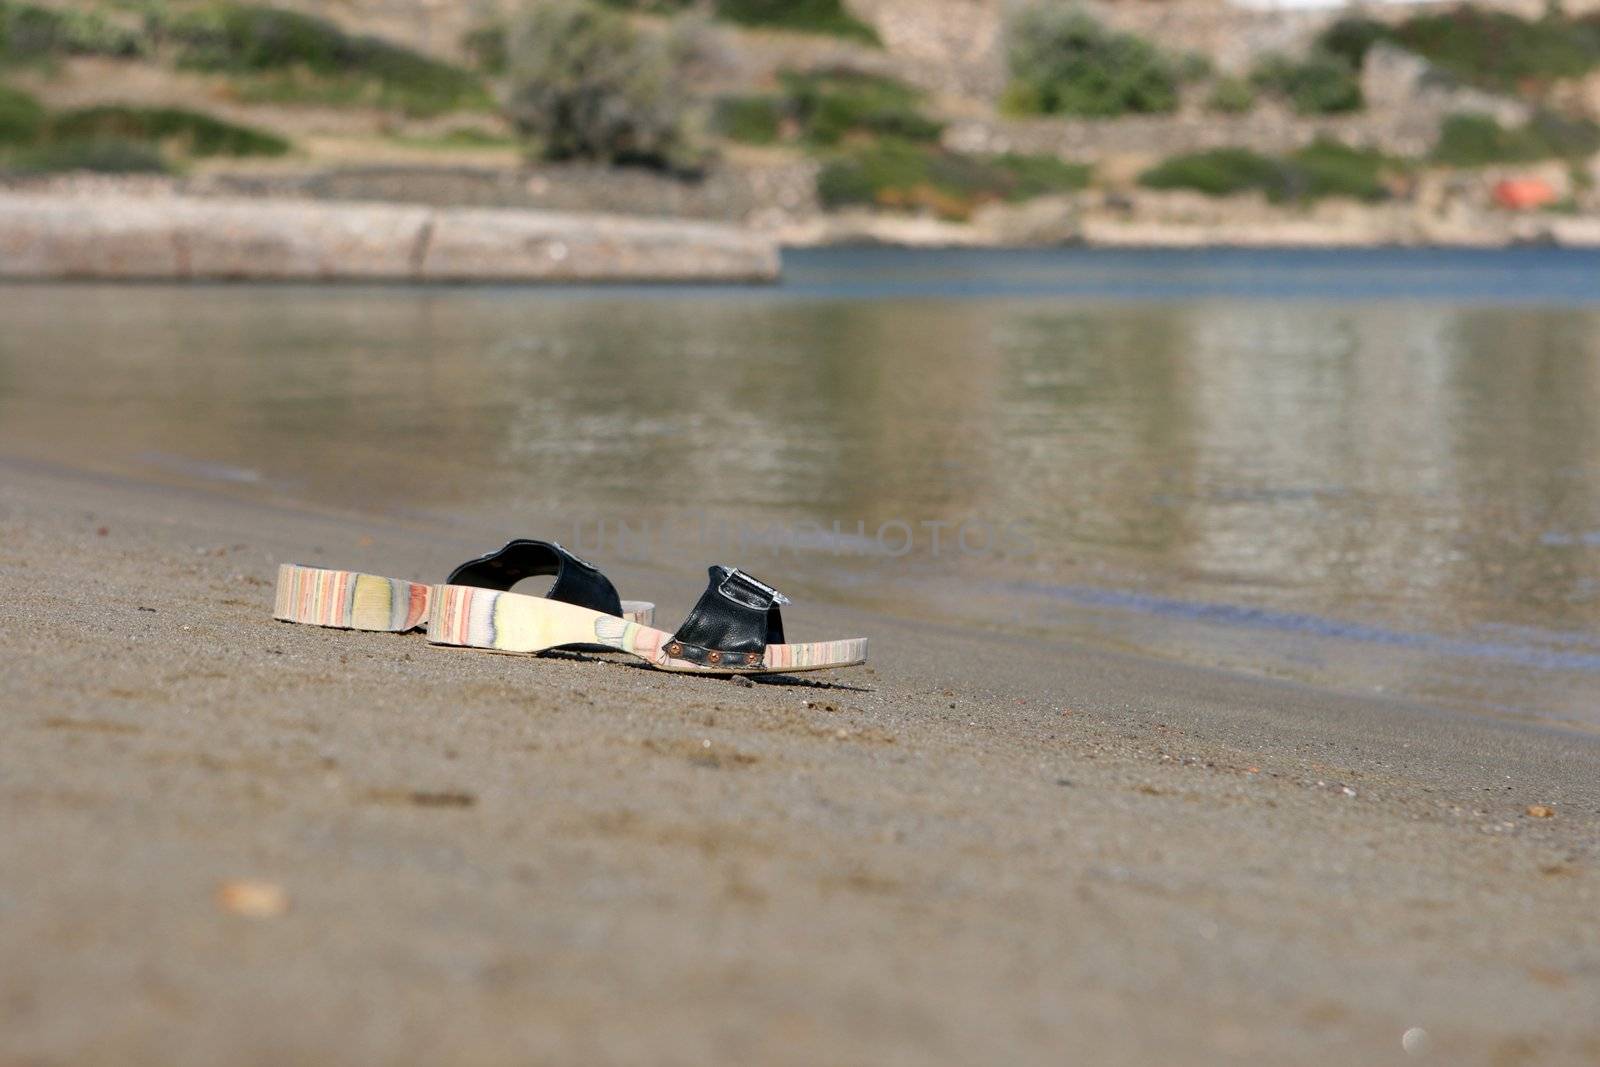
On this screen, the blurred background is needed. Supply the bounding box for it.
[1,0,1598,241]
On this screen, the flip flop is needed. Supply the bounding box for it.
[427,564,866,675]
[272,540,654,633]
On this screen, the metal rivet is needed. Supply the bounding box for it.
[708,650,722,664]
[746,652,760,665]
[667,642,682,656]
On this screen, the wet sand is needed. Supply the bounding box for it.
[3,455,1598,1066]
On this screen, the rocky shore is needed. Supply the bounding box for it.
[0,192,781,283]
[8,175,1597,263]
[777,188,1600,249]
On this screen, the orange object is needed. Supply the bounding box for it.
[1493,178,1559,210]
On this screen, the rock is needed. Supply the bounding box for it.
[424,206,779,282]
[216,880,288,918]
[0,193,780,283]
[1525,804,1556,818]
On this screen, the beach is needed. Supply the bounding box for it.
[4,453,1599,1065]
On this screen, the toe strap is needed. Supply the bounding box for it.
[666,566,788,667]
[445,539,624,618]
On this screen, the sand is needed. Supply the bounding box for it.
[2,456,1598,1066]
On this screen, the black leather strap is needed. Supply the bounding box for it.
[666,566,788,667]
[445,539,624,617]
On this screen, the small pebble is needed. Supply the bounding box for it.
[216,880,288,918]
[1401,1026,1430,1055]
[1525,804,1555,818]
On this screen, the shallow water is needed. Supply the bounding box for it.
[3,246,1598,726]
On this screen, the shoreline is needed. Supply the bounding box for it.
[0,192,782,284]
[4,454,1598,1064]
[6,176,1598,272]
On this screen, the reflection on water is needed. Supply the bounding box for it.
[2,247,1598,726]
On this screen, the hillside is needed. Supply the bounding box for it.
[2,0,1599,244]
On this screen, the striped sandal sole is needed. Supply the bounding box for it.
[427,583,865,675]
[273,563,655,632]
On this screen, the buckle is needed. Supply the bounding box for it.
[719,567,790,607]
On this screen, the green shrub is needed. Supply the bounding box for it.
[989,151,1092,200]
[1139,147,1283,198]
[1177,51,1214,82]
[47,105,289,157]
[394,125,515,149]
[504,0,701,171]
[1003,4,1178,117]
[1206,76,1255,114]
[460,20,507,74]
[780,68,940,145]
[0,83,44,144]
[1432,110,1600,165]
[715,69,939,148]
[1431,112,1520,165]
[159,3,487,116]
[1389,8,1600,94]
[714,94,784,144]
[1315,16,1394,68]
[1138,140,1392,202]
[0,1,146,63]
[597,0,877,41]
[4,136,169,173]
[713,0,878,44]
[595,0,695,10]
[1288,138,1391,201]
[1251,51,1363,114]
[817,138,1088,219]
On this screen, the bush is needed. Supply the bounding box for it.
[1003,4,1178,117]
[597,0,877,41]
[1139,140,1392,202]
[1390,8,1600,94]
[1138,147,1283,198]
[504,0,701,171]
[0,83,44,145]
[714,94,784,144]
[1177,51,1213,82]
[159,4,487,116]
[713,0,878,44]
[47,106,289,157]
[0,1,146,63]
[1432,110,1600,165]
[1206,76,1255,114]
[780,68,940,145]
[1315,16,1394,68]
[990,151,1092,200]
[715,68,939,148]
[817,138,1089,219]
[596,0,696,10]
[460,20,507,74]
[1288,138,1391,201]
[1251,51,1363,114]
[3,136,169,174]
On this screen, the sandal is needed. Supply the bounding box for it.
[427,564,866,675]
[273,540,654,632]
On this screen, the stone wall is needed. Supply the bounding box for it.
[0,193,781,282]
[191,159,821,225]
